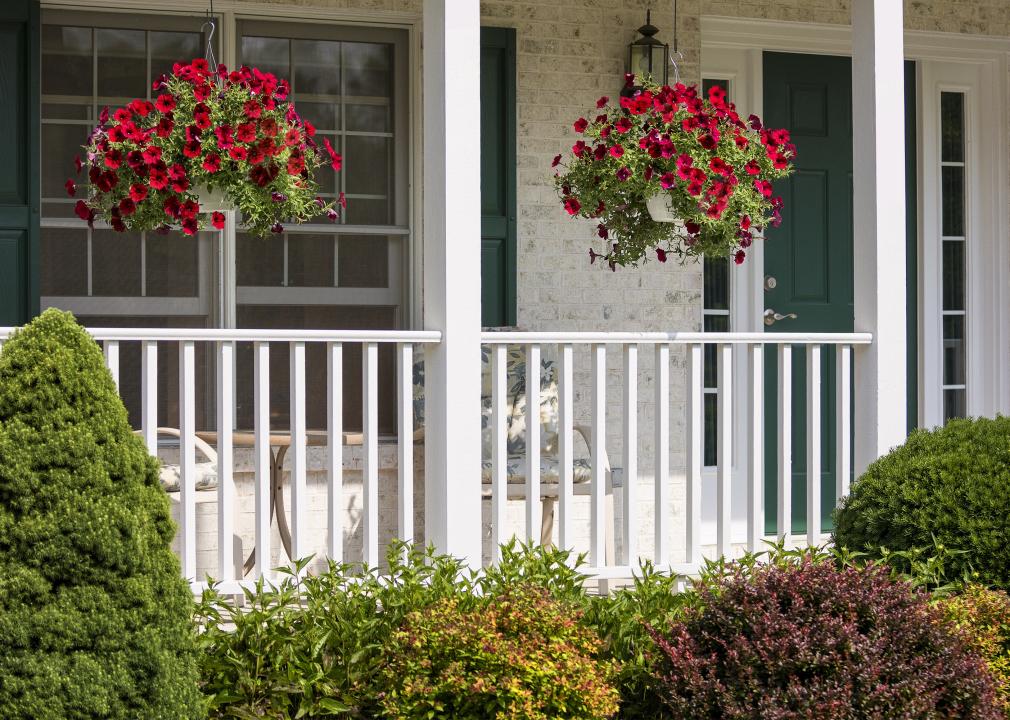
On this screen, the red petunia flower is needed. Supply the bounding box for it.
[250,165,271,187]
[163,196,181,218]
[734,249,746,265]
[74,199,90,221]
[119,197,136,216]
[247,147,266,165]
[182,217,199,235]
[183,140,202,158]
[260,118,279,138]
[338,192,347,209]
[113,108,132,123]
[168,163,186,181]
[149,167,169,190]
[284,128,300,147]
[615,166,631,182]
[322,138,342,171]
[609,145,624,159]
[65,179,76,197]
[596,96,609,108]
[211,211,225,230]
[156,117,174,138]
[660,172,676,190]
[740,215,751,230]
[104,149,122,170]
[194,84,211,102]
[243,100,262,119]
[303,121,316,137]
[74,155,83,175]
[171,177,190,193]
[155,94,176,113]
[236,123,256,143]
[142,146,162,165]
[656,248,667,262]
[214,125,234,149]
[202,154,222,173]
[129,183,148,202]
[573,117,588,133]
[745,160,761,176]
[228,146,248,161]
[563,197,581,215]
[615,117,632,134]
[551,154,562,168]
[754,179,773,198]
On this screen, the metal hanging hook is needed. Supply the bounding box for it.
[201,0,218,75]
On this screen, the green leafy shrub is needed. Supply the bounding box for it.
[647,554,1000,719]
[834,415,1010,588]
[0,309,202,719]
[378,587,619,720]
[196,544,471,718]
[940,585,1010,716]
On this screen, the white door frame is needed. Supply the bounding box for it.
[701,15,1010,428]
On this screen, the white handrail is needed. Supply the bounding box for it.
[0,327,442,343]
[482,331,871,344]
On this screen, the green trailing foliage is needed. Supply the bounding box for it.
[834,415,1010,589]
[0,309,202,719]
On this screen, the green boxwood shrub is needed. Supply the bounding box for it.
[834,415,1010,588]
[0,309,202,719]
[647,555,1001,718]
[378,587,619,720]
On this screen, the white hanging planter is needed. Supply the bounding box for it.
[646,191,678,222]
[193,184,233,213]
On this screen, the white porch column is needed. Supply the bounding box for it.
[422,0,483,565]
[851,0,907,476]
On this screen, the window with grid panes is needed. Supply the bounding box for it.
[940,91,967,422]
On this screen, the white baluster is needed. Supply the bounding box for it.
[141,341,158,454]
[836,344,852,501]
[289,341,306,565]
[622,344,638,565]
[654,343,670,567]
[525,344,542,542]
[490,344,508,561]
[103,340,119,392]
[558,343,574,550]
[362,342,379,567]
[590,343,607,568]
[717,343,733,558]
[806,344,822,546]
[327,342,343,562]
[398,342,414,548]
[253,341,271,578]
[686,343,703,566]
[179,341,196,580]
[216,341,235,582]
[747,343,764,553]
[778,344,793,541]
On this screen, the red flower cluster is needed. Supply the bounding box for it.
[554,77,795,266]
[72,58,343,237]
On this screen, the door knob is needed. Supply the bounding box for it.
[764,308,798,326]
[764,275,777,291]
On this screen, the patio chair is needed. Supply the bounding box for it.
[141,427,219,493]
[414,348,615,561]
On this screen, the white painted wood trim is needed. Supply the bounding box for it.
[686,343,704,565]
[716,343,733,558]
[397,342,414,549]
[289,341,307,564]
[621,344,638,564]
[777,344,792,541]
[559,343,575,551]
[253,342,271,578]
[216,341,235,582]
[653,343,670,567]
[525,344,542,542]
[326,342,343,561]
[362,342,379,567]
[490,344,508,561]
[805,344,822,545]
[591,343,608,568]
[746,343,763,553]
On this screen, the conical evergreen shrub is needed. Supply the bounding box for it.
[0,309,203,719]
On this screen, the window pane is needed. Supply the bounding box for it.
[345,135,391,197]
[941,92,964,163]
[703,257,729,311]
[942,240,965,311]
[288,233,334,287]
[942,315,965,386]
[703,393,718,467]
[240,35,290,81]
[42,123,90,198]
[41,227,88,296]
[342,198,392,226]
[293,39,341,97]
[941,166,964,237]
[296,101,339,132]
[343,42,392,97]
[42,25,92,97]
[346,102,389,132]
[92,230,142,296]
[96,28,146,100]
[146,232,200,297]
[944,389,966,423]
[150,30,203,83]
[237,233,284,286]
[338,236,388,288]
[703,343,719,389]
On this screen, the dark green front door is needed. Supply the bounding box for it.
[762,52,916,534]
[0,0,39,326]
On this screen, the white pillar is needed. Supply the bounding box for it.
[422,0,483,566]
[851,0,907,476]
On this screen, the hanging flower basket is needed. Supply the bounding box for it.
[553,75,796,267]
[67,58,345,236]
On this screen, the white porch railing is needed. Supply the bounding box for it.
[0,326,870,591]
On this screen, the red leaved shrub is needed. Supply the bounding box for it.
[648,558,1000,719]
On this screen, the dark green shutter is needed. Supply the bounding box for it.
[0,0,39,326]
[480,27,517,328]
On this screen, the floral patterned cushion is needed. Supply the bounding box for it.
[480,456,592,487]
[413,346,559,458]
[158,462,218,493]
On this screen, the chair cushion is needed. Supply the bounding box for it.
[159,462,218,493]
[480,456,591,486]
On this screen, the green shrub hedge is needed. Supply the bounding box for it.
[0,309,202,719]
[834,415,1010,588]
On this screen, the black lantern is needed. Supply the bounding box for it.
[626,10,669,91]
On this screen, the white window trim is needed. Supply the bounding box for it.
[41,0,425,329]
[701,15,1010,428]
